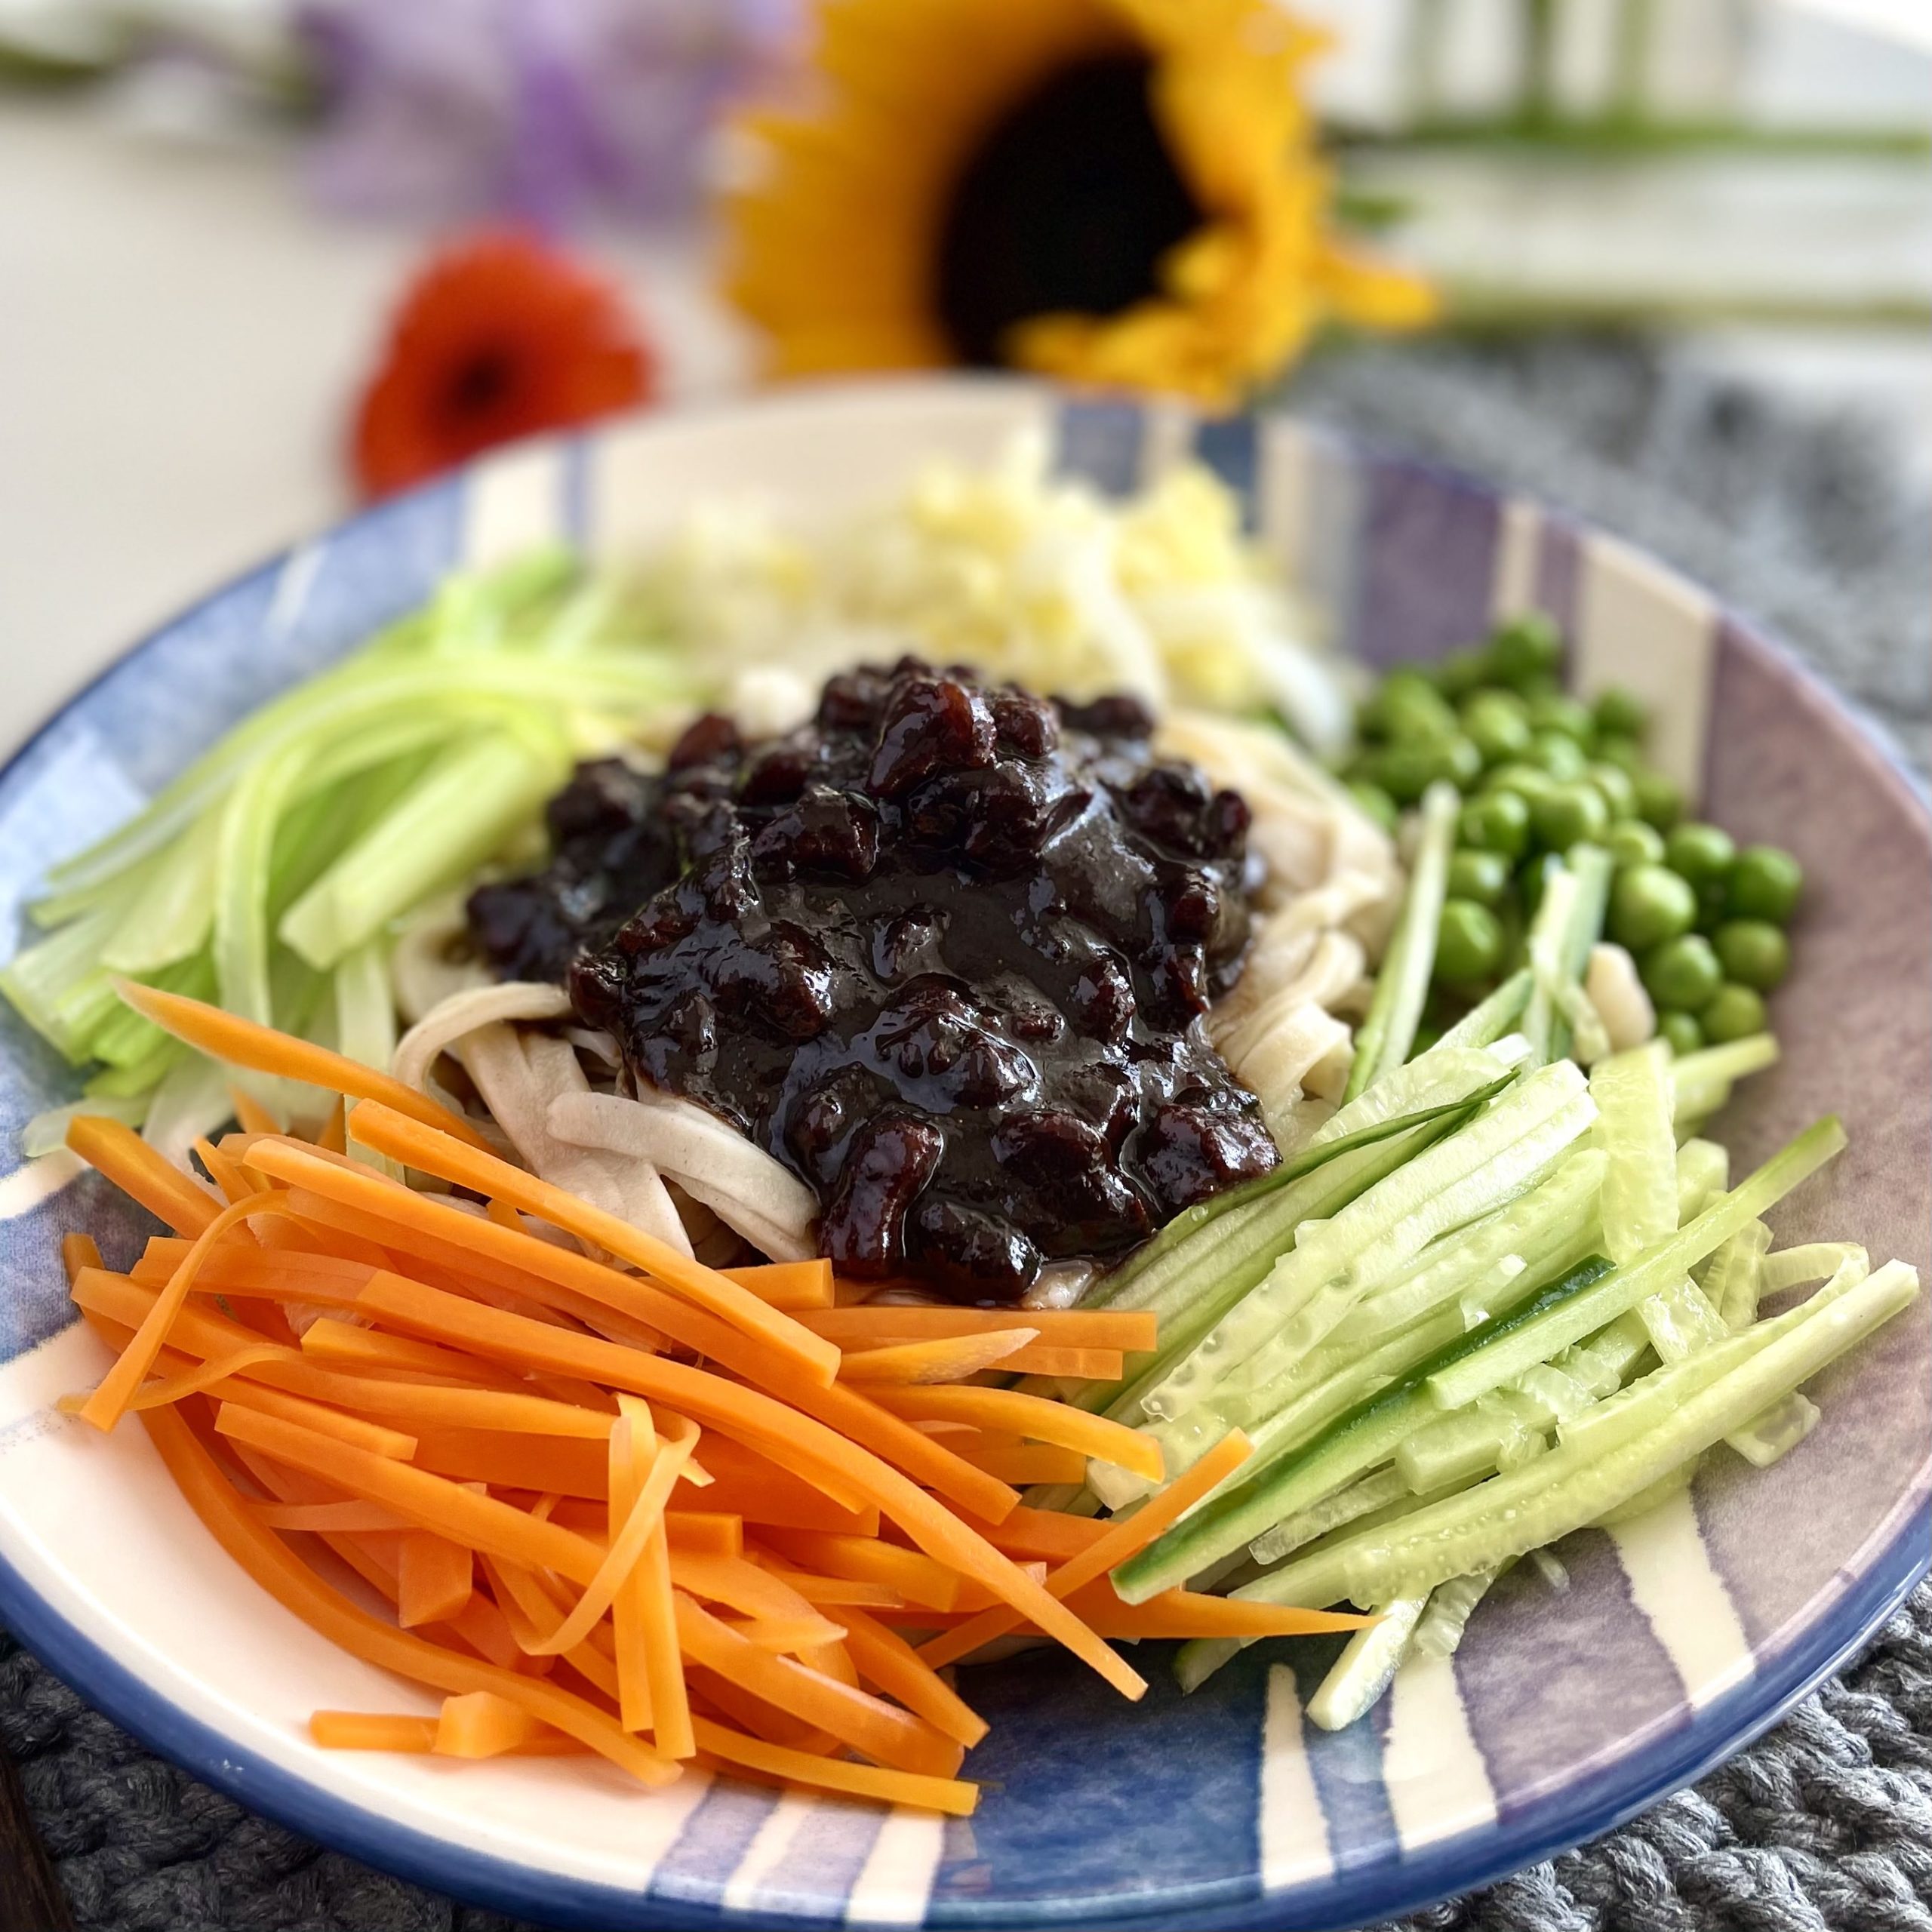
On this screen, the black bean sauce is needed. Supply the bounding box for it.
[469,660,1277,1303]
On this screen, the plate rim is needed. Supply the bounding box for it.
[0,373,1926,1931]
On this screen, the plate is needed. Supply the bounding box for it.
[0,377,1924,1932]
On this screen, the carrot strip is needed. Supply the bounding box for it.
[115,982,494,1150]
[1001,1346,1124,1380]
[719,1260,834,1312]
[804,1306,1158,1352]
[620,1398,694,1755]
[352,1272,1141,1697]
[66,1115,220,1237]
[866,1386,1163,1483]
[120,1342,294,1411]
[754,1532,961,1612]
[342,1104,840,1384]
[747,1567,905,1611]
[691,1715,974,1816]
[254,1501,411,1534]
[697,1480,878,1538]
[728,1614,849,1655]
[838,1331,1036,1384]
[664,1512,742,1559]
[399,1532,474,1629]
[838,1607,987,1750]
[300,1321,516,1386]
[433,1690,535,1757]
[478,1555,620,1692]
[164,1367,422,1459]
[316,1098,349,1157]
[688,1670,838,1755]
[78,1191,287,1432]
[918,1430,1255,1669]
[213,1403,603,1583]
[229,1084,282,1137]
[945,1441,1090,1486]
[143,1404,677,1783]
[674,1594,960,1779]
[61,1233,103,1288]
[411,1430,608,1497]
[980,1506,1112,1563]
[1061,1584,1373,1641]
[310,1712,437,1752]
[133,1241,371,1306]
[192,1136,263,1204]
[666,1555,846,1661]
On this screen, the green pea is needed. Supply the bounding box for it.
[1447,847,1512,909]
[1663,823,1737,891]
[1460,690,1532,766]
[1713,918,1789,992]
[1483,761,1555,803]
[1435,899,1505,986]
[1371,735,1482,804]
[1592,734,1644,774]
[1702,983,1768,1044]
[1657,1010,1704,1057]
[1361,672,1459,744]
[1632,768,1684,831]
[1586,761,1638,822]
[1592,688,1648,740]
[1458,790,1531,860]
[1727,844,1804,925]
[1346,780,1399,834]
[1527,691,1595,747]
[1484,613,1563,691]
[1435,647,1491,700]
[1642,934,1722,1011]
[1609,863,1697,952]
[1532,780,1611,854]
[1604,820,1666,870]
[1526,730,1589,782]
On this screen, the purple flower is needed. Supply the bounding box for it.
[300,0,800,228]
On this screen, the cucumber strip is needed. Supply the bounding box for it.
[1412,1567,1501,1659]
[1109,1255,1615,1604]
[1424,1116,1845,1414]
[1306,1594,1428,1731]
[1522,846,1613,1064]
[1636,1277,1728,1359]
[1704,1221,1773,1331]
[1761,1242,1866,1295]
[1342,780,1459,1102]
[1675,1138,1730,1224]
[1555,1311,1653,1398]
[1593,1460,1697,1527]
[1435,969,1533,1053]
[1143,1061,1592,1425]
[1671,1033,1780,1122]
[1591,1041,1678,1263]
[1241,1258,1918,1613]
[1248,1466,1416,1564]
[1175,1635,1244,1694]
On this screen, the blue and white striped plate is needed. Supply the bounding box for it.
[0,378,1924,1931]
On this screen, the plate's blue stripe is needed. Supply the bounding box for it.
[561,435,594,549]
[1352,457,1502,669]
[1193,415,1260,528]
[649,1782,785,1913]
[1284,1638,1398,1877]
[1053,401,1146,497]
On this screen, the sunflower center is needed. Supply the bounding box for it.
[447,347,517,419]
[935,54,1204,368]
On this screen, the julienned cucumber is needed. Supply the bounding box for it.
[1231,1259,1918,1613]
[1424,1115,1845,1411]
[1110,1254,1617,1604]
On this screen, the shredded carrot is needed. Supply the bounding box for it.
[143,1404,678,1784]
[117,1342,294,1413]
[1060,1584,1373,1641]
[918,1430,1256,1669]
[726,1614,848,1655]
[411,1429,608,1497]
[944,1441,1090,1486]
[434,1690,536,1758]
[663,1512,742,1559]
[229,1084,281,1137]
[752,1533,962,1612]
[620,1398,694,1755]
[66,1115,220,1237]
[316,1098,349,1156]
[398,1532,474,1629]
[805,1306,1158,1352]
[61,1232,103,1288]
[213,1402,603,1583]
[719,1260,834,1312]
[696,1478,878,1539]
[865,1385,1164,1484]
[342,1104,841,1385]
[837,1331,1037,1384]
[192,1136,263,1204]
[691,1715,975,1817]
[980,1505,1112,1563]
[746,1564,904,1611]
[838,1607,987,1750]
[351,1273,1142,1697]
[115,980,494,1150]
[255,1501,411,1534]
[310,1712,436,1752]
[133,1241,371,1306]
[299,1321,525,1390]
[1000,1345,1125,1380]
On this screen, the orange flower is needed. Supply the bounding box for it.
[352,229,654,500]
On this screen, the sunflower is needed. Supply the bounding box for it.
[721,0,1434,406]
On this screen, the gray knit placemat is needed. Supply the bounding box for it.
[4,336,1927,1932]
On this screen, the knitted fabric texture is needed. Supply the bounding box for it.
[4,336,1927,1932]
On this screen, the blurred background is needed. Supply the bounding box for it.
[0,0,1927,756]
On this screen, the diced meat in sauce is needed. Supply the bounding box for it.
[469,660,1275,1303]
